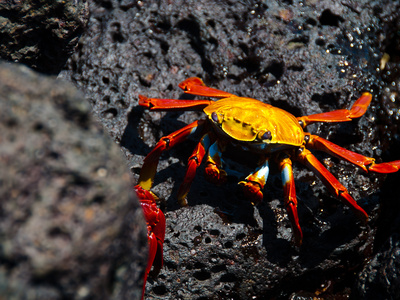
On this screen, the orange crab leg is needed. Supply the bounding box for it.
[297,92,372,127]
[239,159,270,205]
[139,78,236,111]
[307,135,400,173]
[178,77,237,98]
[296,148,369,223]
[177,134,213,206]
[279,156,302,246]
[138,120,205,190]
[139,95,212,111]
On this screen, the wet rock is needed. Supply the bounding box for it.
[58,0,400,299]
[356,234,400,300]
[0,61,147,300]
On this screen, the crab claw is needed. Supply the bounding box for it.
[204,162,228,185]
[134,185,166,300]
[239,181,264,205]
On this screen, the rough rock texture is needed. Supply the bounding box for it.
[2,0,399,299]
[60,0,400,299]
[357,233,400,300]
[0,61,147,300]
[0,0,89,74]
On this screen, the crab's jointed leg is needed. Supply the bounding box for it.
[138,120,205,191]
[135,185,166,300]
[178,77,237,98]
[139,95,212,111]
[296,148,369,223]
[139,77,237,112]
[279,155,302,246]
[239,159,270,205]
[177,133,214,206]
[297,92,372,127]
[308,135,400,173]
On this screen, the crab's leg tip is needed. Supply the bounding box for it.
[358,212,369,225]
[292,228,303,247]
[178,197,189,207]
[138,94,150,106]
[294,239,302,247]
[369,160,400,173]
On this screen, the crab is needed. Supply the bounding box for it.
[136,77,400,297]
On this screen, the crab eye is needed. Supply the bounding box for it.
[211,112,219,122]
[260,131,272,140]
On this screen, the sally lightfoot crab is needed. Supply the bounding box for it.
[135,77,400,297]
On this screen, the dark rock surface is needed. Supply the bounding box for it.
[0,0,89,74]
[2,0,400,299]
[0,61,147,300]
[356,233,400,300]
[60,0,400,299]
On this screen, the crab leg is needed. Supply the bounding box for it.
[297,93,372,127]
[139,77,236,111]
[296,148,369,223]
[239,159,270,205]
[178,77,237,98]
[139,95,212,111]
[177,134,213,206]
[138,120,205,190]
[307,135,400,173]
[279,156,302,246]
[135,185,166,300]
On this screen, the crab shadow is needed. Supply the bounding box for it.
[171,160,368,270]
[121,104,197,157]
[120,105,152,157]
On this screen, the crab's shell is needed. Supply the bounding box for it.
[203,97,305,151]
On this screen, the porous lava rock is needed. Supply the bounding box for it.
[0,0,89,74]
[3,0,400,299]
[61,0,400,298]
[0,61,147,300]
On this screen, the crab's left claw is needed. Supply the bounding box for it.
[239,180,264,205]
[135,185,166,300]
[239,159,270,205]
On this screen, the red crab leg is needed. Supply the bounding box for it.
[177,133,213,206]
[138,120,205,190]
[296,148,369,223]
[135,185,166,300]
[178,77,237,98]
[279,156,303,246]
[239,159,270,205]
[297,92,372,127]
[308,135,400,173]
[139,95,212,111]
